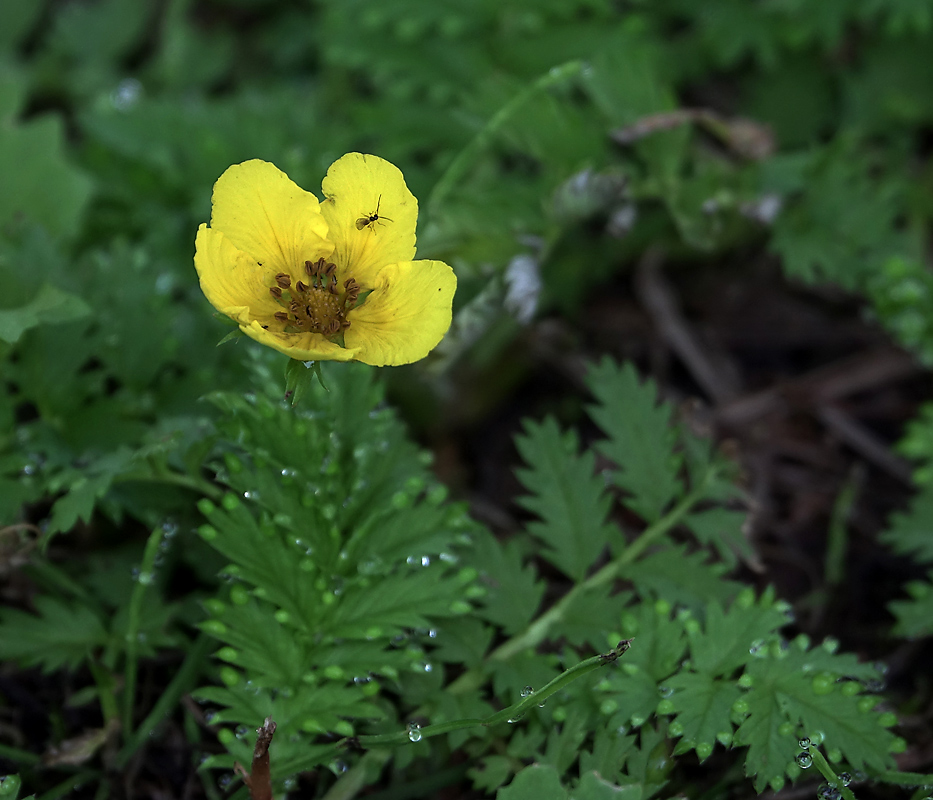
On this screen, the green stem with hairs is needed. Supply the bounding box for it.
[427,60,585,216]
[809,747,857,800]
[314,640,631,768]
[122,526,167,736]
[448,467,714,695]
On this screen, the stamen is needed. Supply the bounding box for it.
[270,258,356,337]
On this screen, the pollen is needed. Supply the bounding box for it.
[268,259,360,336]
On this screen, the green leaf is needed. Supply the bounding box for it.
[469,755,513,793]
[0,283,91,345]
[768,143,906,290]
[618,546,742,612]
[0,112,94,240]
[47,473,114,535]
[737,646,896,791]
[515,417,617,580]
[474,530,546,636]
[498,764,569,800]
[889,574,933,637]
[683,507,754,568]
[666,672,741,757]
[733,679,799,792]
[0,0,43,52]
[586,359,681,523]
[573,772,643,800]
[688,591,788,676]
[880,484,933,563]
[0,596,108,672]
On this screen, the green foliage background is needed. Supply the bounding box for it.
[1,0,933,798]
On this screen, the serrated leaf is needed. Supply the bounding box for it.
[890,575,933,637]
[434,616,495,668]
[469,755,514,793]
[47,473,115,535]
[586,359,681,523]
[544,705,592,774]
[618,601,687,682]
[689,592,788,676]
[768,144,906,290]
[573,771,643,800]
[475,530,546,635]
[738,648,896,791]
[618,545,742,611]
[666,672,741,755]
[560,585,631,651]
[880,484,933,563]
[733,682,799,792]
[498,764,568,800]
[579,731,637,787]
[515,417,617,580]
[683,507,754,567]
[0,596,108,672]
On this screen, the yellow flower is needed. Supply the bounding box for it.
[194,154,456,366]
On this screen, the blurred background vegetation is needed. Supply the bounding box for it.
[2,0,933,796]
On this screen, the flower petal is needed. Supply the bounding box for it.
[194,224,281,324]
[240,320,360,362]
[210,160,332,275]
[345,260,456,366]
[320,153,417,286]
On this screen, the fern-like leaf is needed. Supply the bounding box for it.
[586,358,682,523]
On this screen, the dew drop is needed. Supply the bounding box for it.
[749,639,767,657]
[796,752,813,768]
[520,686,533,698]
[838,772,852,786]
[817,783,841,800]
[658,685,674,698]
[235,724,250,739]
[798,737,811,749]
[407,722,422,742]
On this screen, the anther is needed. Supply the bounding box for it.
[324,262,336,277]
[274,311,288,322]
[296,280,308,293]
[270,287,283,299]
[275,273,291,289]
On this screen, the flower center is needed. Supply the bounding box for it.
[269,258,361,337]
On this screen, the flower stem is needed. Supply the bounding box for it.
[809,747,858,800]
[122,526,166,736]
[313,640,631,768]
[427,60,585,216]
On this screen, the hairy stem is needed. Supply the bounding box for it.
[427,60,585,216]
[449,467,714,694]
